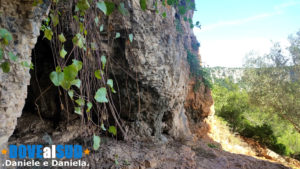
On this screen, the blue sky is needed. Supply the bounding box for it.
[193,0,300,67]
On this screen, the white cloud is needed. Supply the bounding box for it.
[200,38,289,67]
[274,1,300,10]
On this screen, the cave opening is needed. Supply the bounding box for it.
[23,34,60,122]
[8,33,78,144]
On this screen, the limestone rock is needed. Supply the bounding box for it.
[0,0,50,166]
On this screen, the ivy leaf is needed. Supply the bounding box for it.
[162,12,167,18]
[167,0,178,5]
[71,79,81,88]
[128,34,133,43]
[68,90,74,100]
[107,79,113,88]
[140,0,147,11]
[63,64,78,81]
[94,70,102,79]
[79,23,84,33]
[44,28,53,41]
[91,42,98,50]
[44,17,50,26]
[8,52,17,61]
[107,79,116,93]
[87,102,92,112]
[50,71,64,86]
[75,98,85,106]
[94,87,108,103]
[76,0,90,13]
[72,33,85,48]
[115,32,120,38]
[74,107,82,115]
[73,15,79,22]
[1,62,10,73]
[0,28,13,45]
[60,46,67,58]
[97,1,107,15]
[101,55,106,70]
[32,0,43,6]
[100,24,104,32]
[50,13,59,27]
[21,61,34,69]
[101,123,106,131]
[94,17,99,25]
[178,5,186,15]
[93,135,101,150]
[29,62,34,70]
[72,59,83,71]
[61,80,72,90]
[58,33,66,43]
[105,1,115,16]
[108,126,117,136]
[0,48,3,60]
[118,2,129,16]
[56,66,62,72]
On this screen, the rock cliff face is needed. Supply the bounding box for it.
[0,0,50,156]
[103,0,196,140]
[0,0,212,149]
[0,1,294,168]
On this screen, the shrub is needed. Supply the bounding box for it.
[186,50,212,89]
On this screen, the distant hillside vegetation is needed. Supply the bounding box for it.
[208,67,244,83]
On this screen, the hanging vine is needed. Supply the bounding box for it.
[1,0,201,150]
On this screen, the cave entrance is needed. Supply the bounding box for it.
[23,34,60,122]
[9,33,77,144]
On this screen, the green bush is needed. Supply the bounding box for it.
[239,124,287,155]
[212,80,292,156]
[186,50,212,89]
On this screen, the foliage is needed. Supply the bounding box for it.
[94,87,108,103]
[140,0,147,11]
[29,0,202,149]
[0,28,13,73]
[97,1,107,15]
[289,31,300,65]
[93,135,101,150]
[218,88,249,131]
[128,34,133,43]
[0,28,13,45]
[108,126,117,136]
[207,143,219,149]
[175,18,183,33]
[240,36,300,156]
[186,50,212,89]
[0,62,10,73]
[0,28,32,72]
[244,41,300,133]
[213,75,300,156]
[38,0,133,142]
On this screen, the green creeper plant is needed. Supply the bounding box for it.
[35,0,202,149]
[0,28,32,72]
